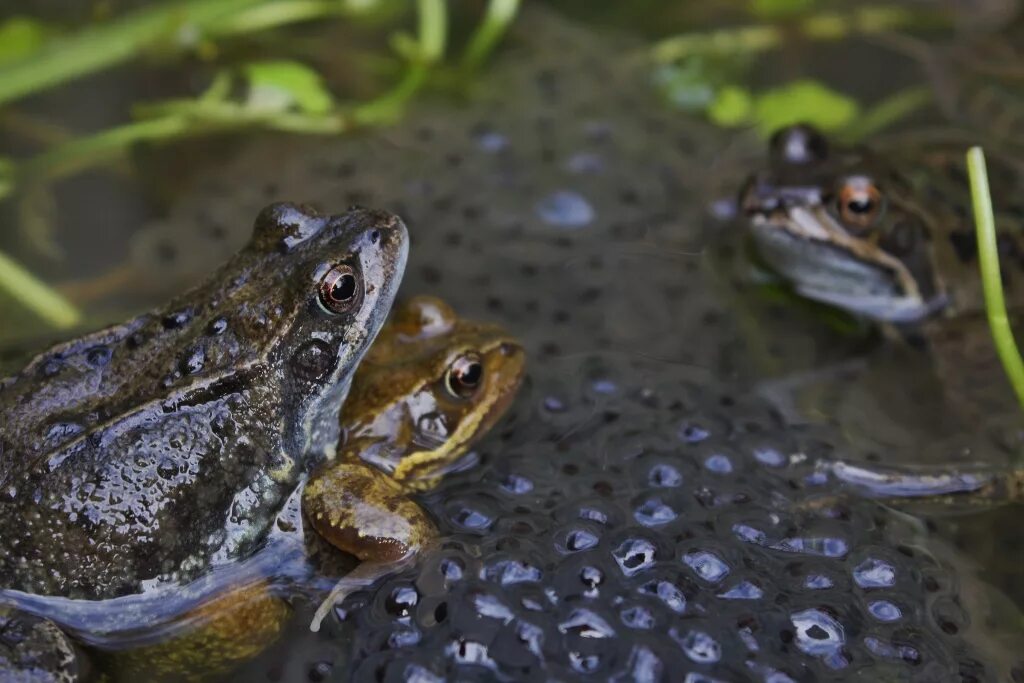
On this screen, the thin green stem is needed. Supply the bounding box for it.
[0,0,265,107]
[968,146,1024,411]
[461,0,520,72]
[416,0,446,63]
[650,5,937,63]
[212,0,351,37]
[0,250,81,329]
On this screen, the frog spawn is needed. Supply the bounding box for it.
[125,8,1017,682]
[294,357,980,682]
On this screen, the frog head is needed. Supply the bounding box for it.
[739,124,947,323]
[242,203,408,459]
[339,296,525,488]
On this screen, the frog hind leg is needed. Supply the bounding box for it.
[302,461,437,631]
[0,606,82,683]
[103,580,290,683]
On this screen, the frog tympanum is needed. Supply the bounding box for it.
[106,296,524,681]
[0,202,409,682]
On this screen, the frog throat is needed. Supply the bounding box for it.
[749,204,947,322]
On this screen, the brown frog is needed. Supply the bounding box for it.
[108,296,525,680]
[738,124,1024,327]
[0,202,409,682]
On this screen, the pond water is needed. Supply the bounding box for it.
[2,2,1024,681]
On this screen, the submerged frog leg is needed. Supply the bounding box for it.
[302,460,437,631]
[0,606,82,683]
[804,460,1024,511]
[102,580,289,683]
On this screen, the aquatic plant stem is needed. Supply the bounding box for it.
[650,6,936,63]
[0,250,81,329]
[967,146,1024,411]
[0,0,265,107]
[461,0,520,72]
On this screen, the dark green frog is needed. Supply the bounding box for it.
[0,202,408,681]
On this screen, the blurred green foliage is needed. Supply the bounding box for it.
[243,61,335,115]
[0,0,519,334]
[749,0,815,19]
[0,17,49,67]
[752,80,859,135]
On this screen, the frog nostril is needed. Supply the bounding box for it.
[369,229,381,244]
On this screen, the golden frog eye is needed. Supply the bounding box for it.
[446,352,484,399]
[836,175,884,232]
[318,263,362,315]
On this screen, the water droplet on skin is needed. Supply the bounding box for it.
[162,309,193,329]
[535,190,595,229]
[634,497,677,526]
[179,346,206,375]
[86,346,112,367]
[207,317,229,335]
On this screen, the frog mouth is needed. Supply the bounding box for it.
[747,206,948,323]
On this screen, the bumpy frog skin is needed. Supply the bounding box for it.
[107,296,524,680]
[739,124,951,323]
[0,203,408,679]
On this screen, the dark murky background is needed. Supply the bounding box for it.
[2,1,1024,680]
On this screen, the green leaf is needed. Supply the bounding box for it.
[708,85,753,127]
[752,80,859,137]
[749,0,815,19]
[0,17,49,67]
[242,61,334,115]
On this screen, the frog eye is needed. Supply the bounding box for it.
[446,352,484,399]
[318,263,363,315]
[836,175,885,232]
